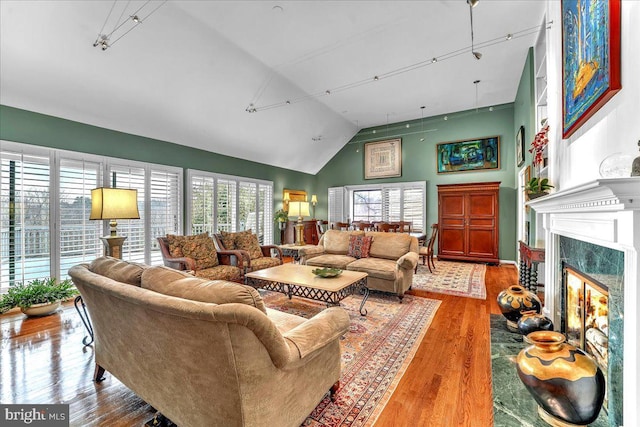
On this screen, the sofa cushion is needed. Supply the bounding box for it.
[347,234,373,259]
[306,254,357,270]
[177,233,219,269]
[89,256,146,286]
[323,230,364,254]
[346,257,397,281]
[366,231,412,260]
[195,265,242,281]
[249,257,282,271]
[142,266,266,314]
[141,265,192,286]
[234,230,263,260]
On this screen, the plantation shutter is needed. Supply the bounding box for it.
[402,186,425,232]
[216,178,236,233]
[108,164,146,263]
[258,183,273,244]
[149,169,182,265]
[58,158,102,278]
[328,187,345,222]
[383,188,401,222]
[238,181,257,233]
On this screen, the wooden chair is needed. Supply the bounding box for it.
[417,224,438,273]
[376,222,397,232]
[353,221,373,231]
[212,232,283,274]
[330,221,349,230]
[397,221,412,233]
[157,236,244,282]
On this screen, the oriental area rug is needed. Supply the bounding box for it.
[261,291,441,427]
[411,260,487,300]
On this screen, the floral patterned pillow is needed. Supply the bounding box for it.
[219,230,237,250]
[347,235,373,259]
[166,234,186,257]
[177,233,219,269]
[234,230,263,260]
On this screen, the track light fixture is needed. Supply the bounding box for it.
[468,0,482,60]
[467,0,479,7]
[93,0,167,51]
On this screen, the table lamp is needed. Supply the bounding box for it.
[90,187,140,259]
[288,201,310,245]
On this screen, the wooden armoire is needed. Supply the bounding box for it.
[437,181,500,264]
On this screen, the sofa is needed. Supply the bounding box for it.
[298,230,419,300]
[68,256,350,427]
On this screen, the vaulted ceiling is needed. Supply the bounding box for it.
[0,1,545,174]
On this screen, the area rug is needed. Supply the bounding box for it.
[412,260,487,299]
[261,291,441,427]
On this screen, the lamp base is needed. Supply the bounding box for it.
[100,236,127,259]
[295,221,306,246]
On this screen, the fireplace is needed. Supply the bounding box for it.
[528,177,640,427]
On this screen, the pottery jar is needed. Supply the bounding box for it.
[496,285,542,330]
[516,331,605,426]
[517,310,554,336]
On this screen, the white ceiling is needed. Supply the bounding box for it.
[0,0,545,174]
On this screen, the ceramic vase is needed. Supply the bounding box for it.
[496,285,541,331]
[517,310,554,337]
[20,301,61,317]
[516,331,605,426]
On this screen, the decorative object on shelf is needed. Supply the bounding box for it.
[496,285,541,331]
[525,177,554,199]
[274,209,288,231]
[516,125,525,167]
[288,201,310,246]
[632,140,640,176]
[311,267,343,278]
[517,310,554,336]
[0,278,77,317]
[562,0,621,138]
[529,124,549,167]
[599,152,633,177]
[436,136,499,173]
[364,139,402,179]
[311,194,318,218]
[516,330,606,426]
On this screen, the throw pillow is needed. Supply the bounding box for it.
[219,230,237,250]
[234,230,263,260]
[347,235,373,259]
[166,234,186,257]
[179,233,219,270]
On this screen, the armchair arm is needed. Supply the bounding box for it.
[397,252,419,271]
[283,307,350,358]
[216,249,245,271]
[261,245,283,260]
[166,256,196,271]
[298,246,325,259]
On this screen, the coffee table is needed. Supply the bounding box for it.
[245,264,369,315]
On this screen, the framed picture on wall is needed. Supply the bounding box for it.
[364,139,402,179]
[436,136,500,174]
[516,125,525,167]
[562,0,621,138]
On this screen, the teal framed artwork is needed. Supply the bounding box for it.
[436,136,500,174]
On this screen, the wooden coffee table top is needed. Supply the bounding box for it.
[245,263,367,292]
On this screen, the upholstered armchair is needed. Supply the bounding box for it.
[213,230,283,273]
[157,234,244,282]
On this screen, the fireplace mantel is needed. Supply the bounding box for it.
[528,177,640,427]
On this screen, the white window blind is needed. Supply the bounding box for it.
[216,178,236,233]
[58,158,102,278]
[238,181,257,232]
[384,188,401,222]
[149,169,182,265]
[402,186,425,232]
[0,150,51,290]
[328,187,346,223]
[258,184,272,245]
[191,175,215,235]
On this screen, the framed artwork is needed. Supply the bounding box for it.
[516,125,525,167]
[364,139,402,179]
[436,136,500,174]
[562,0,621,138]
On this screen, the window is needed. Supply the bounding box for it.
[328,181,426,232]
[187,170,273,244]
[0,141,182,292]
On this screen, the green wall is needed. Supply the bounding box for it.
[0,105,316,242]
[316,104,519,261]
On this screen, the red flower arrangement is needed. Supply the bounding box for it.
[529,124,549,166]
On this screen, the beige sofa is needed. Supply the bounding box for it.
[69,256,350,427]
[299,230,419,300]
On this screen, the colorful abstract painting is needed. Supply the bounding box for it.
[562,0,621,138]
[436,136,499,174]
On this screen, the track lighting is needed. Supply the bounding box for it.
[468,0,481,60]
[93,1,167,51]
[467,0,479,7]
[473,51,482,60]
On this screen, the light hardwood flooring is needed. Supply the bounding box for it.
[0,263,516,426]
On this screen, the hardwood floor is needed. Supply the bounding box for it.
[0,263,516,427]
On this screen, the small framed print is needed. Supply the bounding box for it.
[364,139,402,179]
[516,125,525,167]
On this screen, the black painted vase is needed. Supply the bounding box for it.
[496,285,541,331]
[516,331,605,426]
[517,310,554,336]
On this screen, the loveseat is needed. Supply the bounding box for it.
[68,256,350,427]
[298,230,419,300]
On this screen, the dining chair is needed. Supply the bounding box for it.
[417,223,438,273]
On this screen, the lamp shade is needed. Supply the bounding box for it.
[90,188,140,220]
[288,201,310,218]
[283,192,291,202]
[311,194,318,204]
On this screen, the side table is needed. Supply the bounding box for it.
[518,240,545,293]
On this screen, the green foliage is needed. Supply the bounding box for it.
[274,209,288,223]
[525,177,554,194]
[0,278,78,313]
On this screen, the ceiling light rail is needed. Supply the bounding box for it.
[245,21,551,114]
[93,0,168,51]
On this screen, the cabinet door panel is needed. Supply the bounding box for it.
[468,193,496,217]
[468,229,497,257]
[439,228,465,256]
[440,194,465,217]
[468,218,495,227]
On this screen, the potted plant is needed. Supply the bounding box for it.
[0,278,78,317]
[525,177,554,199]
[274,209,289,230]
